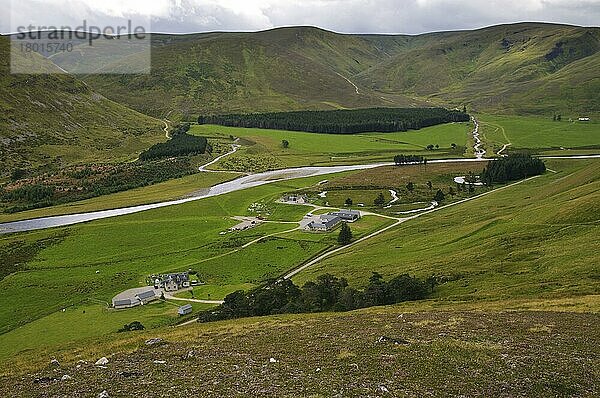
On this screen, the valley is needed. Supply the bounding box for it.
[0,18,599,398]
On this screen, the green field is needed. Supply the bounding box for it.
[479,114,600,154]
[191,122,471,170]
[293,159,600,304]
[0,301,214,360]
[0,154,597,395]
[0,171,240,223]
[0,170,398,356]
[0,159,489,357]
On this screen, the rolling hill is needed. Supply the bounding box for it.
[0,36,163,178]
[73,23,600,118]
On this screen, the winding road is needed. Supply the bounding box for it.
[199,143,241,172]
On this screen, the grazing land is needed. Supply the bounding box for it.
[479,114,600,154]
[293,159,600,305]
[0,160,492,356]
[2,159,596,363]
[191,122,471,172]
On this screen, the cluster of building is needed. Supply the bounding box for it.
[151,272,194,292]
[307,209,361,232]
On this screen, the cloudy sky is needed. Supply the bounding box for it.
[3,0,600,35]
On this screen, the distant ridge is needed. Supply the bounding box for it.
[68,23,600,118]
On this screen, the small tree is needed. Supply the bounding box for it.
[427,181,433,190]
[338,223,353,245]
[434,189,445,203]
[374,192,386,207]
[451,143,457,149]
[463,105,467,113]
[406,182,415,194]
[282,140,290,149]
[557,115,562,121]
[448,187,456,196]
[345,197,353,206]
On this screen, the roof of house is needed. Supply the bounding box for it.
[179,304,193,310]
[113,299,132,306]
[310,215,342,229]
[136,290,156,300]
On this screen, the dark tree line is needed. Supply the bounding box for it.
[394,154,426,165]
[198,273,431,323]
[198,108,470,134]
[481,153,546,184]
[140,132,208,160]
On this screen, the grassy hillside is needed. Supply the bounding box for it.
[77,23,600,118]
[0,36,163,178]
[2,307,598,397]
[293,159,600,303]
[82,28,419,118]
[0,154,597,395]
[359,23,600,115]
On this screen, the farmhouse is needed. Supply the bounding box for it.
[308,214,342,231]
[178,304,193,316]
[153,272,190,291]
[330,209,361,222]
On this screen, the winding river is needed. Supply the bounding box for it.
[0,158,491,234]
[1,141,598,235]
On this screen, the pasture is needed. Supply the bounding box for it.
[0,158,597,366]
[293,159,600,305]
[0,171,394,356]
[190,122,472,171]
[479,114,600,153]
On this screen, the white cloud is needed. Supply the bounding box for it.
[1,0,599,34]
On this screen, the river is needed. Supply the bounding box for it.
[1,154,598,234]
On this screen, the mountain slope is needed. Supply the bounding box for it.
[359,23,600,114]
[77,23,599,118]
[0,36,163,177]
[79,28,421,118]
